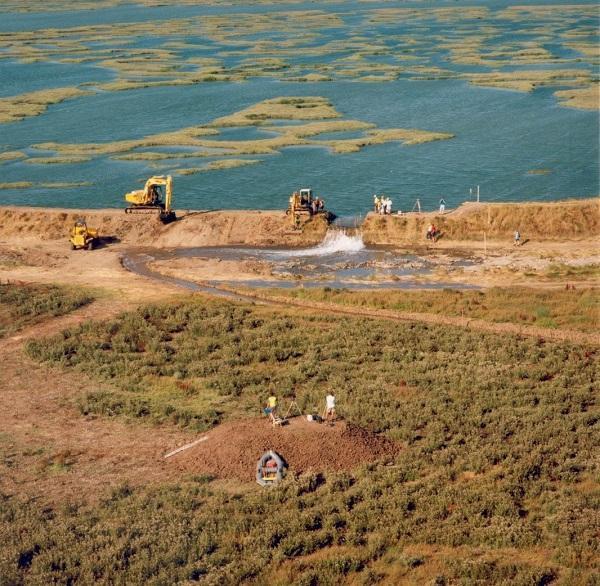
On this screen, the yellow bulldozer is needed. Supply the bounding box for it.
[286,188,325,217]
[69,219,99,250]
[124,175,176,223]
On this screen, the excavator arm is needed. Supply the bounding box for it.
[164,175,173,214]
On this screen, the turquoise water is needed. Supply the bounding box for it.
[0,1,598,216]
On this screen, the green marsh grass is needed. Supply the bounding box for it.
[255,287,599,333]
[0,282,93,337]
[3,295,598,582]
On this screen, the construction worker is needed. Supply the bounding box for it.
[325,393,336,425]
[373,194,380,213]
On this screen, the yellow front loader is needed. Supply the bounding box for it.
[124,175,176,223]
[287,188,316,217]
[69,219,99,250]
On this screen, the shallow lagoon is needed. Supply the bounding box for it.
[0,1,598,215]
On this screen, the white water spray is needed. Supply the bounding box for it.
[279,229,365,257]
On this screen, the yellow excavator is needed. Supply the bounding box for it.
[124,175,176,223]
[69,219,99,250]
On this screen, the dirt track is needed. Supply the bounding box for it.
[2,234,597,346]
[0,299,192,504]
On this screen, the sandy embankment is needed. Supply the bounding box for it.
[0,207,328,247]
[0,199,598,294]
[362,199,599,246]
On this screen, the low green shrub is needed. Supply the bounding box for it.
[0,282,93,337]
[254,286,599,333]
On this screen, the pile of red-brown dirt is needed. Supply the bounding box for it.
[170,417,400,482]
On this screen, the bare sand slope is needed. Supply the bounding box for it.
[0,207,328,248]
[155,210,328,248]
[362,199,600,245]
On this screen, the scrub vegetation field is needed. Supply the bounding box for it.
[1,291,597,584]
[254,286,600,334]
[0,282,92,338]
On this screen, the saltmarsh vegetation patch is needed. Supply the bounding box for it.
[0,3,596,121]
[24,156,92,165]
[176,159,261,175]
[255,287,600,334]
[0,181,91,190]
[11,296,600,583]
[30,96,454,170]
[555,83,600,111]
[0,87,91,124]
[0,151,26,163]
[0,282,93,337]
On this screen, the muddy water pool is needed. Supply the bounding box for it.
[123,231,477,292]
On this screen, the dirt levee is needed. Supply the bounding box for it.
[0,207,328,247]
[1,198,598,249]
[362,199,599,245]
[155,210,328,247]
[171,417,400,482]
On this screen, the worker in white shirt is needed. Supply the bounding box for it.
[325,393,336,425]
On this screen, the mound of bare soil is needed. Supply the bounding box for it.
[170,417,400,482]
